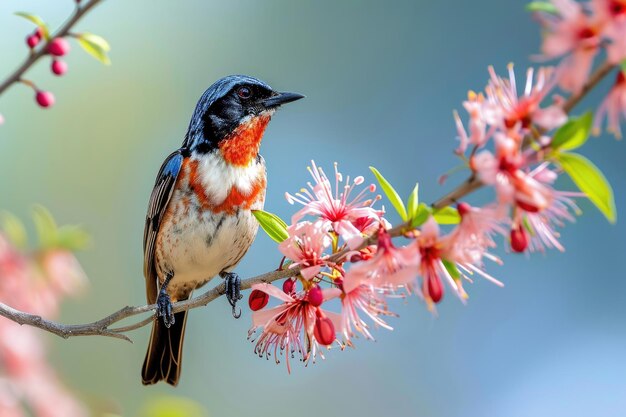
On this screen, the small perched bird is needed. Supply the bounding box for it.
[141,75,303,386]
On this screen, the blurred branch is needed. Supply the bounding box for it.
[0,0,105,96]
[0,223,409,343]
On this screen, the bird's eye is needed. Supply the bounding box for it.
[237,86,252,99]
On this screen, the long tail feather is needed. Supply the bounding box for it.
[141,308,189,386]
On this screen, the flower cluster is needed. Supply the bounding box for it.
[248,162,506,370]
[455,61,607,252]
[532,0,626,138]
[248,2,625,371]
[0,211,89,417]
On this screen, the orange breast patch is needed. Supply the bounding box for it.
[182,158,266,215]
[218,114,271,166]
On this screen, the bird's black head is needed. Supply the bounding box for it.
[183,75,304,153]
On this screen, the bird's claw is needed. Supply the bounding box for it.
[222,272,242,319]
[157,290,175,328]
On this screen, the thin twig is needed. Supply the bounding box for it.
[0,0,105,96]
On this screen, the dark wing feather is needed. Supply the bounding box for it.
[143,150,184,304]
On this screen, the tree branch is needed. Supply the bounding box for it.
[0,44,617,342]
[0,223,408,342]
[0,0,105,96]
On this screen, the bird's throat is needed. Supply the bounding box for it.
[218,114,271,166]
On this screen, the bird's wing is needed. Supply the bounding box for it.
[143,150,184,304]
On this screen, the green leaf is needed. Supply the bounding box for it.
[410,203,432,228]
[14,12,50,39]
[556,152,616,223]
[140,396,206,417]
[77,33,111,65]
[551,112,593,151]
[0,212,28,249]
[369,166,407,221]
[57,225,91,251]
[525,2,559,14]
[621,59,626,74]
[432,206,461,225]
[252,209,289,243]
[442,259,461,280]
[32,205,58,248]
[407,183,419,221]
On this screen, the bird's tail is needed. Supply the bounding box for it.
[141,306,189,386]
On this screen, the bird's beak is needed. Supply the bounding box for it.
[262,91,305,108]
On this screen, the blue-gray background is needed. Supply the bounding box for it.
[1,1,625,416]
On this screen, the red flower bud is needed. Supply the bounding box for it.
[35,91,55,108]
[248,289,269,311]
[282,278,295,294]
[307,284,323,307]
[51,60,68,76]
[516,199,541,213]
[26,34,40,49]
[48,38,70,57]
[510,225,529,253]
[427,275,443,303]
[457,202,471,217]
[314,315,335,346]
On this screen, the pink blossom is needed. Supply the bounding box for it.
[278,221,330,280]
[536,0,602,93]
[594,71,626,138]
[473,133,554,211]
[590,0,626,62]
[453,91,493,154]
[484,65,566,131]
[448,203,507,265]
[414,217,504,309]
[286,161,383,249]
[344,228,419,291]
[414,218,466,306]
[511,164,581,252]
[0,233,88,417]
[339,280,396,341]
[40,250,88,298]
[454,65,565,155]
[248,283,341,371]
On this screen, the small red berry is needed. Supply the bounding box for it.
[427,275,444,303]
[48,38,70,57]
[307,285,323,307]
[510,225,529,253]
[314,315,336,346]
[35,91,55,108]
[26,34,40,49]
[282,278,295,294]
[248,289,269,311]
[51,60,68,76]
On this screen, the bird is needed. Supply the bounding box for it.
[141,75,303,386]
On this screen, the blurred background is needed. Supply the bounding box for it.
[1,1,625,416]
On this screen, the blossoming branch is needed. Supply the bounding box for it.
[0,0,623,376]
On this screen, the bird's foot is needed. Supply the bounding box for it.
[157,273,175,328]
[221,272,242,319]
[157,290,175,328]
